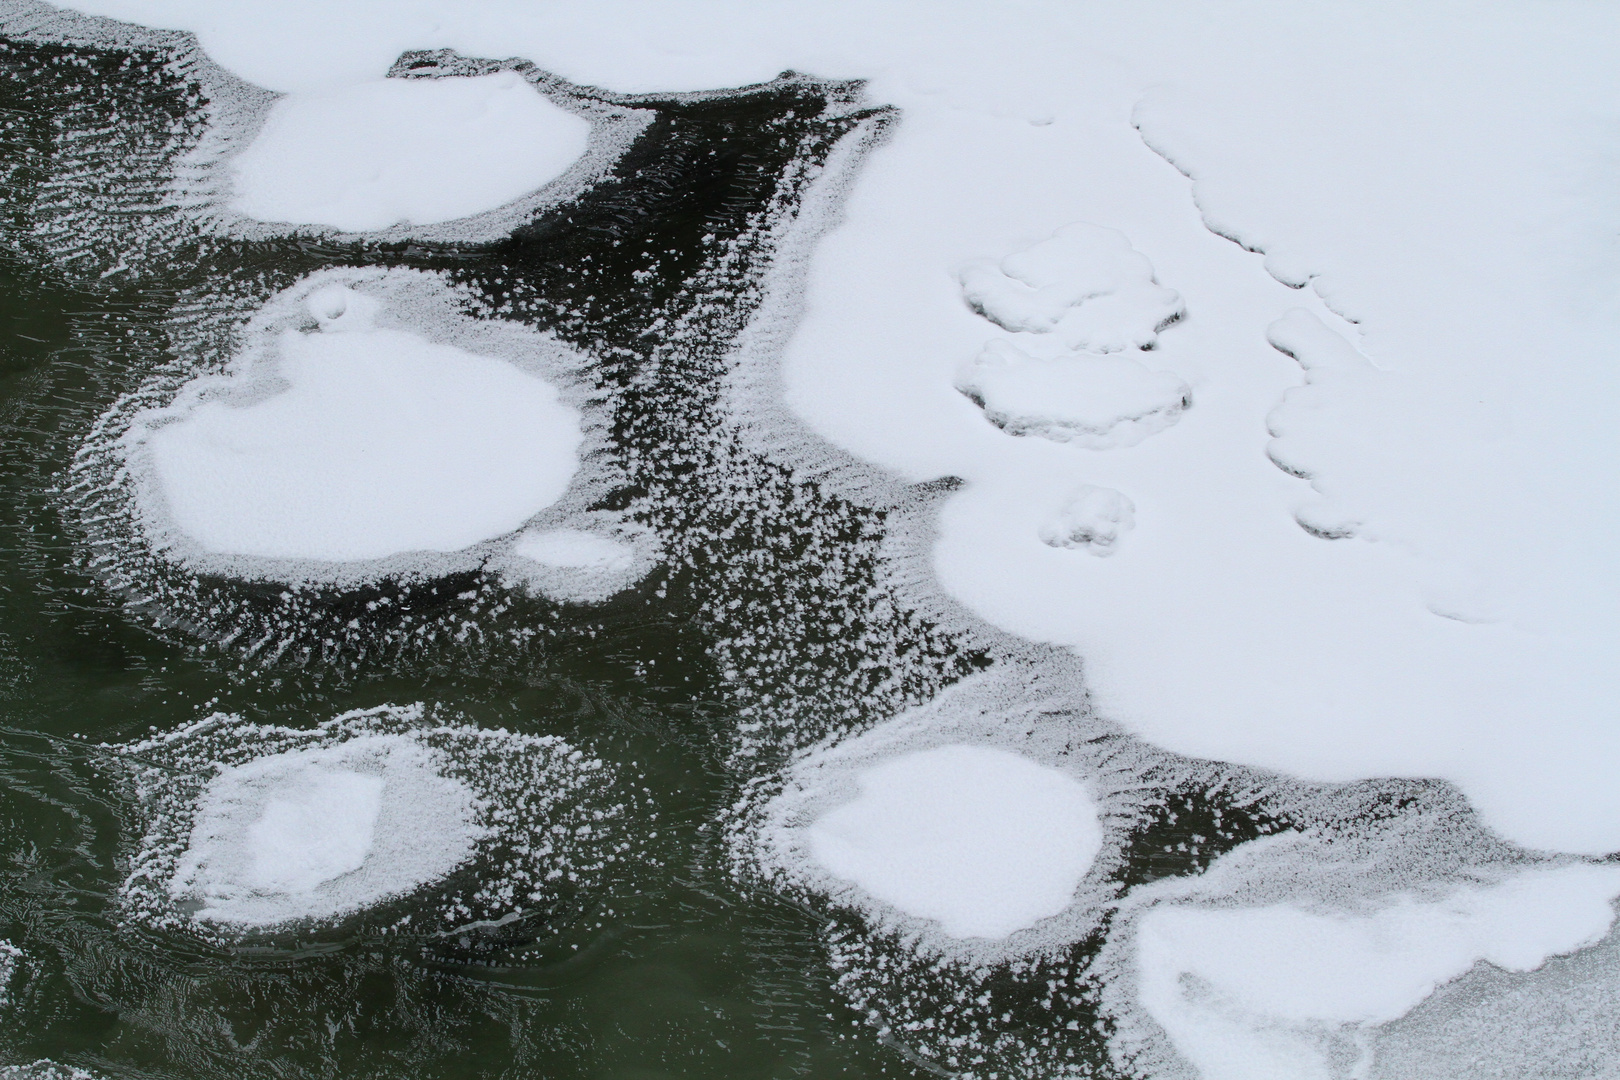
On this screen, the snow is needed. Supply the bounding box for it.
[170,734,482,927]
[956,341,1191,449]
[805,744,1102,939]
[1038,484,1135,555]
[229,71,592,232]
[1135,864,1620,1080]
[0,941,20,1007]
[138,284,582,563]
[959,222,1183,351]
[511,528,635,571]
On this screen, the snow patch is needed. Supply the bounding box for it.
[138,283,581,563]
[958,222,1184,352]
[1038,484,1135,555]
[956,340,1191,448]
[512,528,635,572]
[806,744,1102,939]
[1136,864,1620,1080]
[229,71,592,232]
[170,735,479,927]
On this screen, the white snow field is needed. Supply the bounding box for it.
[170,734,481,927]
[135,281,583,564]
[230,70,592,232]
[1134,864,1620,1080]
[805,744,1102,939]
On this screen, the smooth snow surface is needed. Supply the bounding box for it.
[142,285,581,562]
[1136,865,1620,1080]
[230,71,591,232]
[512,528,634,571]
[959,222,1183,351]
[956,341,1190,449]
[171,735,481,926]
[806,744,1102,939]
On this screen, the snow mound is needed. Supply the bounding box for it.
[1136,864,1620,1080]
[958,223,1184,352]
[1038,485,1136,555]
[113,704,644,938]
[138,282,582,563]
[956,340,1191,448]
[169,735,479,927]
[807,744,1101,939]
[229,71,592,232]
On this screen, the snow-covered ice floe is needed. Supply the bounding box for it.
[228,70,592,233]
[111,704,645,938]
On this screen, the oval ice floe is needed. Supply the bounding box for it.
[111,703,648,939]
[229,71,593,233]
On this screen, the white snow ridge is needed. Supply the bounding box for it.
[956,340,1191,449]
[958,222,1184,352]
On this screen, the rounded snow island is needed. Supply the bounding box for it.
[806,744,1103,940]
[88,268,653,599]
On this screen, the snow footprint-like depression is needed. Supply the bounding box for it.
[113,704,643,936]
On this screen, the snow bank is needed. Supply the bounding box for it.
[806,744,1102,939]
[959,222,1184,352]
[139,282,582,563]
[956,341,1191,449]
[1136,865,1620,1080]
[230,71,591,232]
[512,528,635,572]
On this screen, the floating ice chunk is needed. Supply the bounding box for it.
[1136,864,1620,1080]
[170,735,481,927]
[512,528,635,571]
[806,744,1103,939]
[1039,485,1135,555]
[141,285,582,563]
[958,223,1184,352]
[956,340,1191,449]
[229,71,592,232]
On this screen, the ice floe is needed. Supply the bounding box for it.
[138,279,582,564]
[958,222,1184,352]
[806,744,1102,939]
[955,340,1191,449]
[1132,864,1620,1080]
[229,71,592,232]
[113,704,644,937]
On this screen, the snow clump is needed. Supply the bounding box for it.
[1134,864,1620,1080]
[956,340,1191,449]
[958,222,1184,352]
[1038,485,1136,555]
[805,744,1103,939]
[229,71,593,232]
